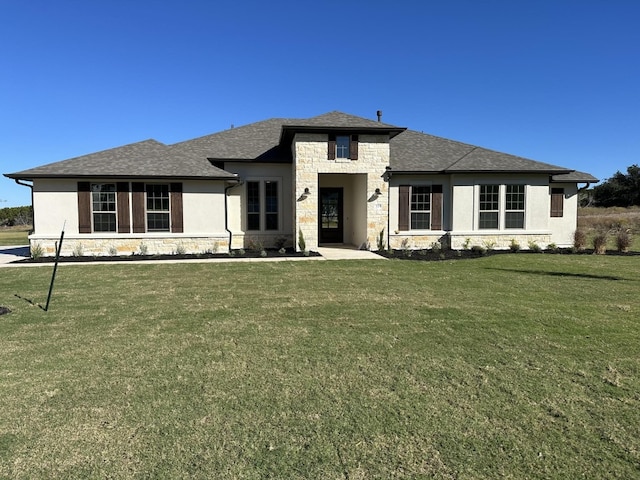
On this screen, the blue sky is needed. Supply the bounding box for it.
[1,0,639,207]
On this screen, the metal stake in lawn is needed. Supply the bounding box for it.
[45,222,65,312]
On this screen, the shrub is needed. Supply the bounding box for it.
[547,243,559,253]
[509,239,521,253]
[462,238,471,250]
[278,247,286,255]
[431,240,442,253]
[593,232,608,254]
[211,241,220,254]
[260,250,267,258]
[377,228,385,252]
[528,240,542,253]
[616,229,632,253]
[400,238,412,257]
[483,240,496,252]
[30,242,44,260]
[275,236,287,250]
[573,229,587,251]
[247,237,264,252]
[72,243,84,257]
[298,228,306,252]
[471,245,486,256]
[138,242,148,256]
[174,243,186,255]
[108,245,118,256]
[238,248,246,256]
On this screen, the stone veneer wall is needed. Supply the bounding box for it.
[293,134,390,251]
[29,235,231,257]
[449,233,552,250]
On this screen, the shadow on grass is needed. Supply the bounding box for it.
[484,267,625,281]
[14,294,46,310]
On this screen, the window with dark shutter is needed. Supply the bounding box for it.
[117,182,130,233]
[77,182,91,233]
[170,183,183,233]
[431,185,443,230]
[398,185,410,231]
[551,188,564,217]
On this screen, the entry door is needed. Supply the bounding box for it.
[319,188,343,244]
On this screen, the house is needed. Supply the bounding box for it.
[4,111,597,257]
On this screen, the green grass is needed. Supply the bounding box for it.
[0,227,30,246]
[0,255,639,478]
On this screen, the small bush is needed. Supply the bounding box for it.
[247,237,264,252]
[547,243,559,253]
[377,228,385,252]
[298,229,306,252]
[278,247,286,255]
[238,248,246,256]
[275,236,287,250]
[174,243,186,255]
[138,243,148,256]
[400,238,412,257]
[483,240,496,252]
[528,240,542,253]
[72,243,84,257]
[592,232,608,254]
[211,241,220,254]
[616,229,632,253]
[471,245,486,256]
[431,240,442,253]
[108,245,118,256]
[509,239,521,253]
[30,242,44,260]
[260,250,267,258]
[462,238,471,250]
[573,229,587,251]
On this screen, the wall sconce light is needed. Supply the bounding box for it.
[298,187,311,201]
[374,188,382,196]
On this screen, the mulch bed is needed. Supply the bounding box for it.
[376,248,640,261]
[15,249,322,264]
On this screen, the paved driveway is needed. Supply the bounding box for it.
[0,245,30,265]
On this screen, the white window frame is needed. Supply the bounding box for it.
[410,185,432,230]
[146,183,171,232]
[505,184,526,229]
[91,183,117,232]
[476,184,527,230]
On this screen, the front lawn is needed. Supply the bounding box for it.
[0,226,30,246]
[0,255,638,478]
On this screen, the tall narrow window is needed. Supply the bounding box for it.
[505,184,525,228]
[479,185,499,229]
[91,183,116,232]
[551,188,564,217]
[146,184,170,231]
[410,186,431,229]
[335,136,350,159]
[265,181,278,230]
[247,181,261,231]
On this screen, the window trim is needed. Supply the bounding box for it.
[410,185,432,230]
[146,183,171,232]
[478,184,500,230]
[328,134,358,161]
[398,184,443,231]
[91,182,117,232]
[505,184,526,229]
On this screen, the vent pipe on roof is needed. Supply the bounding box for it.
[376,110,382,122]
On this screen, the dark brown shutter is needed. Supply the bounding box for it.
[431,185,443,230]
[77,182,91,233]
[349,134,359,160]
[398,185,410,231]
[170,183,183,233]
[328,134,336,160]
[132,182,146,233]
[116,182,130,233]
[551,188,564,217]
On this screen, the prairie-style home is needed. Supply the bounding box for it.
[4,111,597,257]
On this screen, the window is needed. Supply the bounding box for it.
[247,181,261,230]
[336,136,350,159]
[265,181,278,230]
[479,185,499,229]
[328,134,358,160]
[91,183,116,232]
[551,188,564,217]
[505,184,525,228]
[410,186,431,229]
[398,185,443,231]
[146,184,170,231]
[247,180,280,231]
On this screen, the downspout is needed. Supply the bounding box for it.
[384,167,392,250]
[224,178,243,252]
[14,178,34,234]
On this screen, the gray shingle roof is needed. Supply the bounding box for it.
[389,129,572,174]
[5,139,237,180]
[552,170,599,183]
[4,111,595,182]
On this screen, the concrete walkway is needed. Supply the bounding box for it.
[0,244,385,266]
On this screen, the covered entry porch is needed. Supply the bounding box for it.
[318,173,368,247]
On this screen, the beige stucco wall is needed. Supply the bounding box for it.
[293,133,389,251]
[549,183,579,247]
[29,178,231,256]
[388,173,577,250]
[224,162,293,249]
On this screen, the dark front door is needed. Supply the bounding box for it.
[319,188,343,244]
